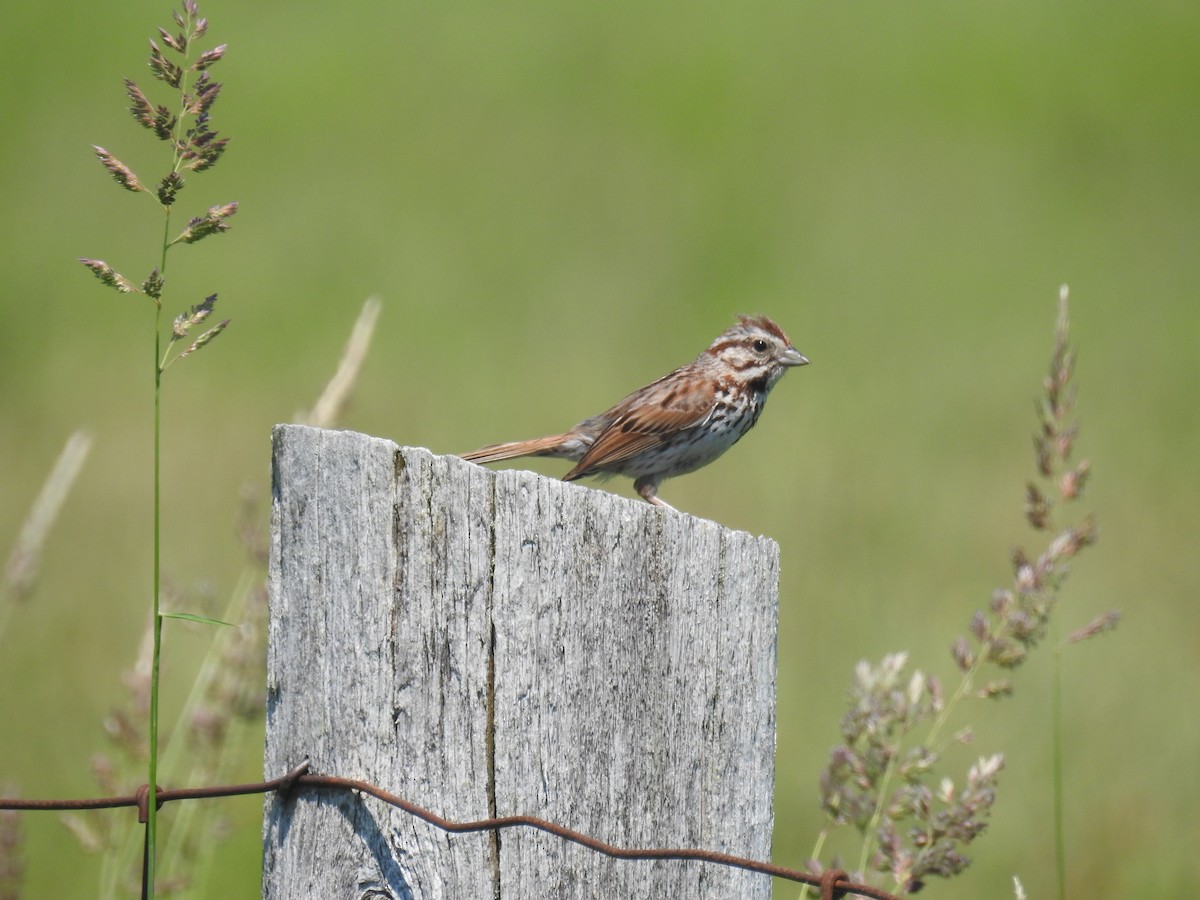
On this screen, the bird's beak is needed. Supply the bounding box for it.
[782,348,810,367]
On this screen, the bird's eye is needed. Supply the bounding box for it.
[753,339,768,353]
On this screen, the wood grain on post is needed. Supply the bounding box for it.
[263,424,779,898]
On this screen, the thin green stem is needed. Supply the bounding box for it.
[855,744,901,880]
[848,656,981,886]
[1052,622,1066,900]
[147,311,162,896]
[926,654,983,751]
[145,114,176,900]
[797,828,831,900]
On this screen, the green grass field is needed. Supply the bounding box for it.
[2,1,1197,896]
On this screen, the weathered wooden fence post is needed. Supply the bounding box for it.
[263,424,779,898]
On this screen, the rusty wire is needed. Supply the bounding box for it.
[1,761,899,900]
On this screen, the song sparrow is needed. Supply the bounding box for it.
[461,315,808,509]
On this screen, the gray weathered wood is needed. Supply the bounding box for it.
[263,424,778,899]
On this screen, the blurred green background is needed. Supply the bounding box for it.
[2,0,1197,896]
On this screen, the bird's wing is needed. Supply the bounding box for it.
[563,373,717,479]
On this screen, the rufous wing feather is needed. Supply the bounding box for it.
[564,376,717,480]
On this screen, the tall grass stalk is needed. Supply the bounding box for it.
[806,287,1110,896]
[79,2,235,893]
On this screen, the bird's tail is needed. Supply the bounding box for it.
[460,434,572,464]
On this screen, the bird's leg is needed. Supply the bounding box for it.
[634,476,675,510]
